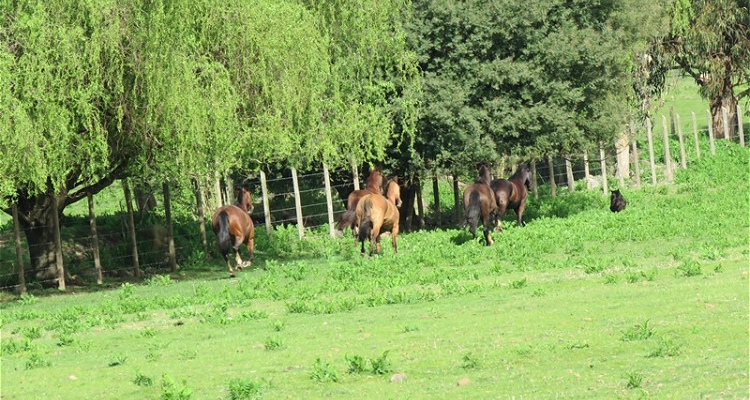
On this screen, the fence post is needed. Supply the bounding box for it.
[122,179,141,278]
[676,114,687,169]
[661,115,674,182]
[646,118,657,184]
[722,106,730,139]
[530,159,538,199]
[259,170,272,235]
[87,193,103,284]
[12,204,26,295]
[452,173,460,222]
[691,112,700,158]
[631,138,641,188]
[322,164,336,238]
[51,194,65,290]
[707,110,716,155]
[351,162,361,191]
[290,167,305,239]
[565,157,575,192]
[738,104,745,147]
[599,144,608,195]
[163,182,177,272]
[547,155,556,197]
[192,179,208,254]
[583,151,591,190]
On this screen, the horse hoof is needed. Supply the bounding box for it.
[230,273,236,278]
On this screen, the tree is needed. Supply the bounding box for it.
[407,0,641,177]
[662,0,750,138]
[0,0,419,284]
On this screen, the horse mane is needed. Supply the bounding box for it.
[475,164,492,185]
[365,169,383,191]
[510,163,530,180]
[234,185,252,211]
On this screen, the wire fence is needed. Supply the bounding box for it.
[0,108,746,293]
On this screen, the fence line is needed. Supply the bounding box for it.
[1,109,746,292]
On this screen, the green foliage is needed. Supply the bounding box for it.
[621,320,655,341]
[675,259,702,277]
[647,335,683,358]
[160,374,192,400]
[369,351,394,376]
[625,370,645,389]
[227,378,263,400]
[25,352,51,370]
[461,352,481,370]
[263,336,285,351]
[345,354,367,374]
[310,357,339,383]
[133,371,154,387]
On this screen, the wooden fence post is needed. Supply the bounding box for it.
[51,194,65,290]
[322,164,335,238]
[259,170,272,235]
[12,204,26,295]
[691,112,700,159]
[290,167,305,239]
[565,157,575,192]
[583,150,591,190]
[122,179,141,278]
[547,155,556,197]
[738,104,745,147]
[351,162,361,191]
[631,138,641,188]
[192,179,208,253]
[432,175,441,225]
[676,114,687,169]
[599,144,608,195]
[530,159,538,199]
[722,106,730,139]
[661,115,674,182]
[163,182,177,272]
[707,110,716,155]
[647,118,657,184]
[87,193,103,284]
[452,173,460,222]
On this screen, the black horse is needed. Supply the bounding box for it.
[610,189,627,212]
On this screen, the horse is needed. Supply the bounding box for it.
[462,163,498,245]
[354,179,401,256]
[335,168,384,233]
[211,185,255,277]
[610,189,627,212]
[490,163,532,232]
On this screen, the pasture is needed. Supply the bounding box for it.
[1,142,748,399]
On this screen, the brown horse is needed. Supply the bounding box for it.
[490,163,532,232]
[462,164,497,245]
[336,168,384,232]
[211,185,255,277]
[354,179,401,256]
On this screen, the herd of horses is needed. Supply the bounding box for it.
[210,164,626,277]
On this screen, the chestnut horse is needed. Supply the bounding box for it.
[211,185,255,277]
[462,164,497,245]
[490,163,532,232]
[336,168,384,233]
[354,179,401,256]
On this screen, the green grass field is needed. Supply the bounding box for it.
[1,140,747,399]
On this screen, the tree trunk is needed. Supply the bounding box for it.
[399,183,418,232]
[710,76,737,139]
[15,192,66,282]
[615,130,630,183]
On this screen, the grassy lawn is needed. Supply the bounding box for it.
[1,140,748,399]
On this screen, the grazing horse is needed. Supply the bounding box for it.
[336,168,384,233]
[211,185,255,277]
[610,189,627,212]
[490,163,532,232]
[462,164,497,245]
[354,179,401,256]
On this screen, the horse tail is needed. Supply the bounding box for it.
[336,209,356,231]
[216,211,232,259]
[357,216,371,243]
[465,190,481,236]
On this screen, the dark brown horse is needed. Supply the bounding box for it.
[211,185,255,277]
[490,163,532,232]
[610,189,627,212]
[336,168,384,232]
[354,179,401,256]
[462,164,497,245]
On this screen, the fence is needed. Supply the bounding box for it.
[0,106,746,293]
